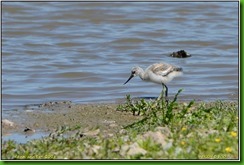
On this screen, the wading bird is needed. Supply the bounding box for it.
[124,62,183,101]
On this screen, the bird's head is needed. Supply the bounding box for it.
[124,67,141,85]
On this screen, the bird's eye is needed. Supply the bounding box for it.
[132,71,136,74]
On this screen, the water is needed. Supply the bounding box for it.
[2,131,48,144]
[2,2,239,112]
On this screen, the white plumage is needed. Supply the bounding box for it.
[124,62,183,100]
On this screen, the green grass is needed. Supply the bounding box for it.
[2,90,239,159]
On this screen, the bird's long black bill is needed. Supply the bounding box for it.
[124,74,134,85]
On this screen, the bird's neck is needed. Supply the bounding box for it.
[138,67,147,80]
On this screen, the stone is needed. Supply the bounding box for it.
[121,142,147,156]
[2,119,15,128]
[83,129,100,137]
[155,126,172,137]
[141,131,168,146]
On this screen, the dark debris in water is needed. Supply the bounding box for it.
[170,50,191,58]
[39,101,72,107]
[24,101,73,112]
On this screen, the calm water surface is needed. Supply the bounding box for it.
[2,2,239,112]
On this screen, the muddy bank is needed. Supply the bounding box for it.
[2,100,238,144]
[2,101,142,142]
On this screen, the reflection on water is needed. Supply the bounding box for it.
[2,2,239,111]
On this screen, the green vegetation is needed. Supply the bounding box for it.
[2,90,239,159]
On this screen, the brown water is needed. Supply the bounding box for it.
[2,2,239,112]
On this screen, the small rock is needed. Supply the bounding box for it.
[200,129,218,137]
[24,127,35,133]
[119,129,127,135]
[122,135,130,142]
[91,145,101,154]
[102,120,116,124]
[83,129,100,137]
[113,147,120,153]
[2,119,15,128]
[164,140,173,150]
[155,126,172,136]
[175,147,183,156]
[109,123,118,128]
[121,142,147,156]
[141,131,168,146]
[108,133,114,137]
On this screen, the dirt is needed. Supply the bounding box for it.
[2,101,142,140]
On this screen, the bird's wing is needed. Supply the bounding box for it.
[150,63,174,77]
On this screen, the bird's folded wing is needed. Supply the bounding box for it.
[150,63,173,77]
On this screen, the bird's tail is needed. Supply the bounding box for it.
[174,67,183,72]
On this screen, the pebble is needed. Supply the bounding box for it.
[119,129,127,135]
[83,129,100,137]
[2,119,15,128]
[155,126,172,136]
[121,142,147,156]
[139,131,168,146]
[109,123,118,128]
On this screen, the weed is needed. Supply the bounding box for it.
[122,89,194,131]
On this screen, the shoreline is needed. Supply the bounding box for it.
[2,101,142,142]
[2,99,239,159]
[2,99,238,143]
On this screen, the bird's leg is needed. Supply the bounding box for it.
[157,86,164,101]
[156,84,169,106]
[154,84,168,108]
[162,83,169,105]
[164,84,168,98]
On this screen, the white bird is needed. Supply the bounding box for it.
[124,62,183,100]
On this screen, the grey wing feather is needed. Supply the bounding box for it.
[150,63,174,76]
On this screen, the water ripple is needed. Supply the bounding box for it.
[2,2,239,111]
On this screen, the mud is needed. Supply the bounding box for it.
[2,101,141,142]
